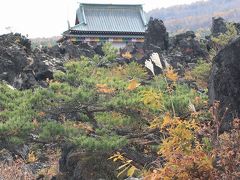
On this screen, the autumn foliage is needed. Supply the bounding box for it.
[0,41,239,179]
[145,116,213,179]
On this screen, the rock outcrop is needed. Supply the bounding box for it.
[211,17,228,37]
[168,31,208,67]
[143,19,208,74]
[209,36,240,131]
[0,33,64,89]
[43,41,96,60]
[144,18,169,52]
[210,17,240,37]
[234,22,240,34]
[58,145,117,180]
[0,33,98,89]
[0,33,31,84]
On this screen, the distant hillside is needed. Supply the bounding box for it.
[31,36,60,48]
[147,0,240,34]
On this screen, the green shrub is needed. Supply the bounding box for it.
[102,42,118,62]
[124,62,147,80]
[71,135,127,151]
[211,23,238,49]
[39,121,65,142]
[189,60,211,88]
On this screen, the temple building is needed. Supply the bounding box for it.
[62,3,147,48]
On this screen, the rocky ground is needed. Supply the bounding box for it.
[0,16,240,179]
[0,33,98,90]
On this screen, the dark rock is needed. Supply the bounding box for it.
[115,57,131,65]
[27,162,48,174]
[211,17,228,37]
[175,31,196,42]
[233,22,240,34]
[46,42,95,60]
[59,144,117,180]
[0,33,31,52]
[0,144,29,163]
[0,72,8,81]
[35,70,53,81]
[207,17,240,52]
[120,43,145,62]
[169,31,208,60]
[14,144,29,160]
[0,33,30,84]
[0,33,98,89]
[0,33,67,89]
[13,69,44,90]
[166,31,208,72]
[188,63,196,69]
[209,36,240,131]
[59,143,75,173]
[144,18,169,52]
[93,44,104,56]
[0,149,13,164]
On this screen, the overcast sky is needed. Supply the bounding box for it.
[0,0,202,38]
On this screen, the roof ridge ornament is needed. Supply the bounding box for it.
[81,5,87,25]
[140,6,147,26]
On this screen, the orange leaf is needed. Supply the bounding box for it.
[96,84,115,93]
[38,111,46,117]
[32,118,39,128]
[27,151,37,163]
[127,79,141,91]
[165,67,178,82]
[122,51,132,59]
[161,113,172,129]
[96,84,108,88]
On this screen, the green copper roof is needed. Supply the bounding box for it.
[71,3,147,33]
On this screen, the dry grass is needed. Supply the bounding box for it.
[0,159,35,180]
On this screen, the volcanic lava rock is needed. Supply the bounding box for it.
[144,18,169,52]
[209,36,240,131]
[0,33,65,89]
[0,149,13,164]
[211,17,228,37]
[234,22,240,34]
[0,33,31,84]
[165,31,208,73]
[169,31,208,60]
[59,144,117,180]
[45,41,95,60]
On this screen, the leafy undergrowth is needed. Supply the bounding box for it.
[185,59,211,89]
[0,36,239,179]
